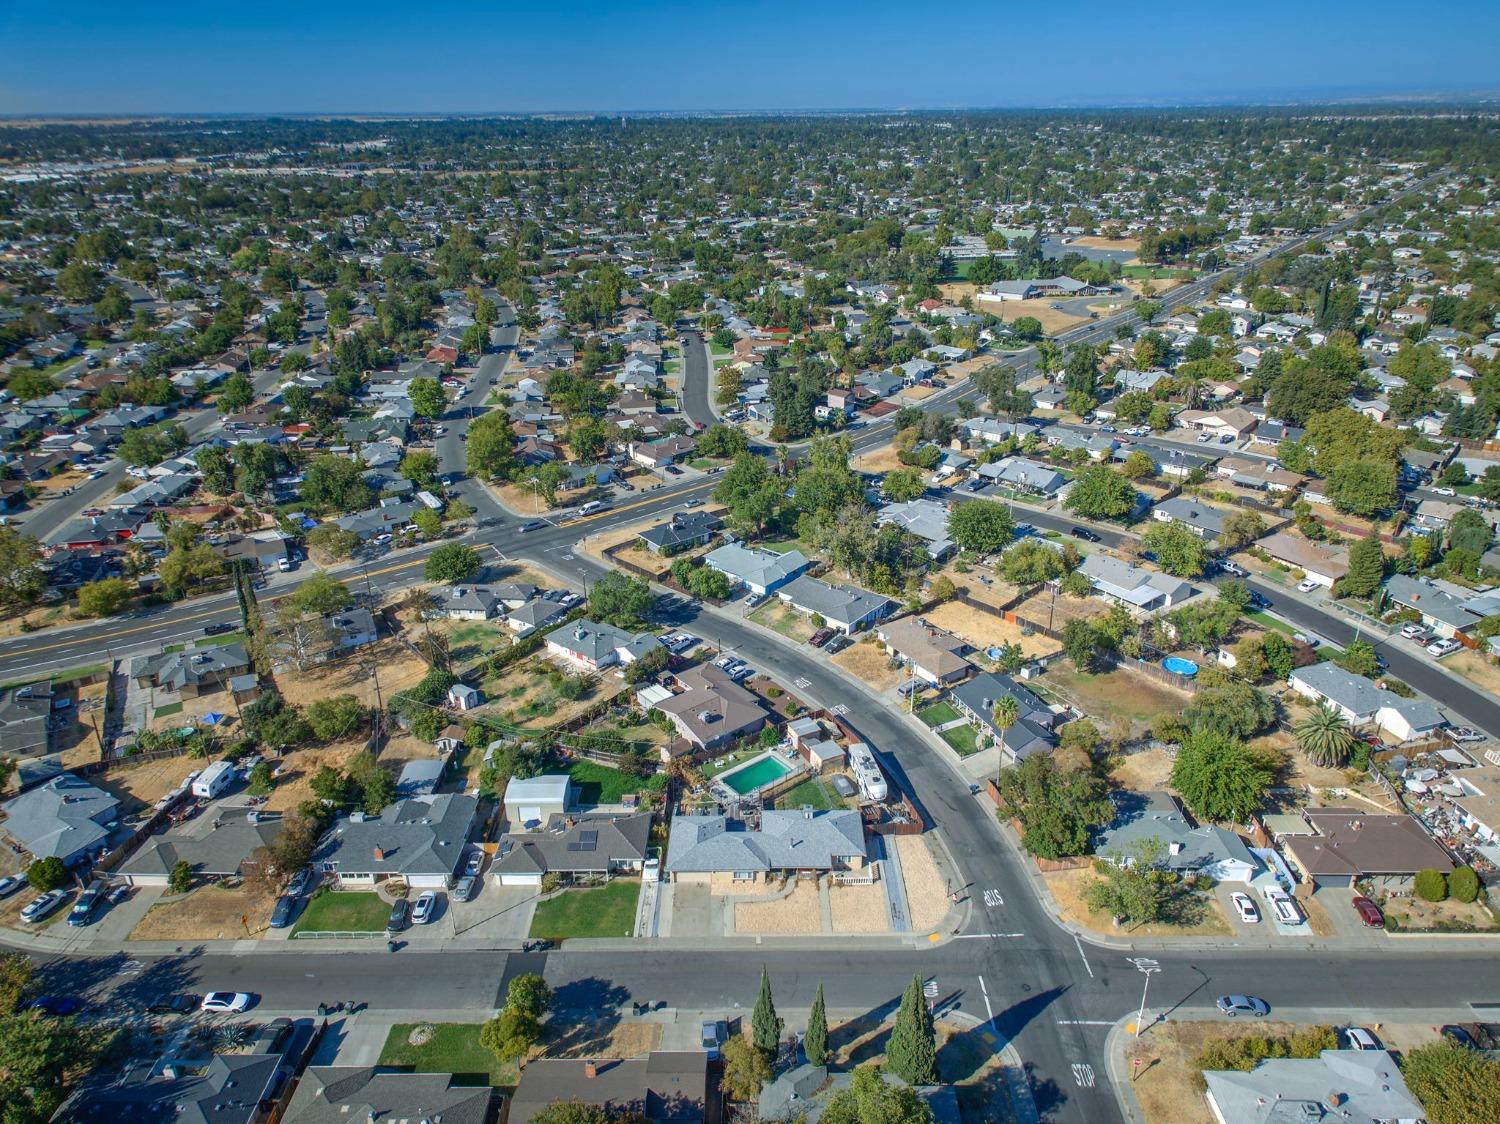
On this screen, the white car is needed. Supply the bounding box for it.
[1432,486,1457,497]
[200,991,253,1013]
[1344,1026,1381,1051]
[1261,886,1303,925]
[0,875,22,899]
[372,533,393,546]
[411,891,438,925]
[1427,638,1461,657]
[1400,623,1427,639]
[1296,578,1321,593]
[20,890,66,923]
[1230,891,1260,924]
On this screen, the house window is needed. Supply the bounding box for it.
[733,871,755,881]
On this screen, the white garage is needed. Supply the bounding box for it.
[504,775,574,829]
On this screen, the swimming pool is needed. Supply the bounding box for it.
[1162,656,1200,677]
[721,753,792,795]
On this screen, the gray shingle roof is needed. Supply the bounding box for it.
[665,809,867,873]
[311,794,477,878]
[1,773,118,862]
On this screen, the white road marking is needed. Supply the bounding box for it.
[923,979,939,999]
[1073,933,1095,978]
[952,932,1025,939]
[1057,1020,1115,1026]
[983,889,1003,908]
[978,975,995,1022]
[831,703,849,716]
[1126,956,1160,970]
[794,677,811,689]
[1071,1063,1096,1087]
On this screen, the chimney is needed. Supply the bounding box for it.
[584,1061,598,1079]
[373,845,385,862]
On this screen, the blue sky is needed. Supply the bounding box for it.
[3,1,1497,115]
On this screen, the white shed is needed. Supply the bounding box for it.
[503,775,574,828]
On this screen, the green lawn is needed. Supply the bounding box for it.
[916,701,960,728]
[153,702,184,720]
[529,879,640,940]
[290,890,391,935]
[566,759,645,805]
[194,630,248,648]
[940,723,982,756]
[774,776,838,810]
[1246,609,1296,636]
[2,663,107,689]
[379,1023,517,1087]
[1121,264,1196,280]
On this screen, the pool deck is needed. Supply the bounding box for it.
[719,750,795,795]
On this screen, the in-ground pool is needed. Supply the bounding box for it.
[1162,656,1199,677]
[720,753,792,795]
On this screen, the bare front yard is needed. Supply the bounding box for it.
[1043,866,1231,938]
[831,640,906,691]
[130,885,276,940]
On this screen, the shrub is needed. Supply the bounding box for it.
[1448,865,1481,904]
[26,856,68,892]
[1413,868,1448,902]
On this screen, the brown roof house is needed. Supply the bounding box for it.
[1282,808,1454,890]
[1258,532,1349,590]
[507,1053,716,1124]
[876,616,973,686]
[649,664,770,752]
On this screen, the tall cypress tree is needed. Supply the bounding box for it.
[886,974,938,1086]
[1342,533,1386,599]
[804,983,828,1067]
[751,965,783,1061]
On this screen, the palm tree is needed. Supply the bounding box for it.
[1294,705,1356,768]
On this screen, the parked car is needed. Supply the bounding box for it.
[21,891,67,923]
[0,876,21,900]
[269,895,298,929]
[809,628,834,648]
[1197,431,1214,442]
[106,884,130,906]
[147,993,199,1015]
[1230,892,1260,924]
[1220,560,1247,577]
[1296,578,1321,593]
[86,469,105,480]
[1343,1026,1382,1051]
[277,557,295,572]
[1261,886,1303,925]
[464,850,485,877]
[27,996,81,1016]
[1406,629,1433,646]
[824,634,853,655]
[201,992,253,1014]
[1069,527,1101,543]
[453,875,478,903]
[372,533,393,546]
[386,898,411,933]
[1351,895,1384,928]
[286,866,314,896]
[1427,638,1461,657]
[411,891,439,925]
[1432,486,1457,497]
[1216,995,1270,1017]
[1400,622,1427,639]
[700,1019,728,1061]
[1448,727,1486,744]
[68,884,104,927]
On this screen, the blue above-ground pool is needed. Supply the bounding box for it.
[986,647,1004,660]
[1162,656,1199,677]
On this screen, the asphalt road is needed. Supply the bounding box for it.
[677,329,717,429]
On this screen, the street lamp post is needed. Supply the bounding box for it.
[1134,966,1160,1038]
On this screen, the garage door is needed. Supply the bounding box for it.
[519,806,542,824]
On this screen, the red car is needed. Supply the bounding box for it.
[808,628,834,648]
[1352,895,1384,928]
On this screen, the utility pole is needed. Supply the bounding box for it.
[1134,965,1160,1037]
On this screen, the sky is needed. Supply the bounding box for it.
[3,1,1498,116]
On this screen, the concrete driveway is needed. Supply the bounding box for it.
[447,879,538,941]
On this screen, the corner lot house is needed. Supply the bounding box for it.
[311,793,478,889]
[545,620,662,670]
[636,510,723,555]
[703,542,811,597]
[776,575,895,634]
[1281,807,1454,890]
[665,808,867,884]
[1,773,119,866]
[1203,1050,1423,1124]
[654,664,770,751]
[1093,791,1259,883]
[494,811,652,887]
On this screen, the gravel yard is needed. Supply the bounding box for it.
[828,881,889,934]
[894,835,952,933]
[734,877,822,935]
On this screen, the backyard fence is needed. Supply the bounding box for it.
[602,541,670,582]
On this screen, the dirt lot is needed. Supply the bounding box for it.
[1043,866,1232,937]
[939,566,1023,612]
[0,604,70,639]
[894,834,952,933]
[749,600,820,644]
[853,443,909,475]
[1073,235,1141,257]
[828,881,889,934]
[56,680,110,771]
[261,741,364,813]
[1044,663,1193,741]
[831,640,906,692]
[1446,649,1500,694]
[130,884,277,940]
[90,753,204,816]
[937,282,979,303]
[735,877,822,935]
[1127,1021,1308,1124]
[1384,893,1499,932]
[922,601,1062,660]
[483,659,628,728]
[1109,747,1176,792]
[276,639,429,710]
[1015,588,1107,629]
[541,1018,662,1061]
[982,302,1089,336]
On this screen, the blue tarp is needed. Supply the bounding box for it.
[200,712,225,726]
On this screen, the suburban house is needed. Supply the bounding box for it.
[1286,662,1445,743]
[877,616,972,685]
[503,775,575,826]
[507,1053,714,1124]
[1382,574,1484,641]
[0,681,56,758]
[1257,532,1348,588]
[494,811,652,887]
[1174,407,1258,440]
[118,807,282,886]
[636,510,723,555]
[629,435,697,470]
[506,597,571,637]
[1078,554,1195,615]
[959,417,1041,446]
[130,644,252,697]
[1113,368,1170,394]
[430,584,511,621]
[1281,807,1454,890]
[703,542,811,597]
[665,809,867,883]
[975,456,1067,496]
[1449,764,1500,845]
[652,664,770,751]
[1,773,119,866]
[776,575,896,634]
[977,276,1104,302]
[1203,1050,1424,1124]
[281,1068,494,1124]
[1214,457,1304,494]
[1093,791,1259,883]
[948,672,1059,763]
[875,497,955,560]
[310,793,479,889]
[545,620,663,670]
[1151,495,1230,540]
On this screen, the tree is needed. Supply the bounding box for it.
[1328,457,1397,517]
[821,1065,934,1124]
[720,1036,773,1102]
[287,571,353,616]
[1262,630,1294,680]
[306,524,360,562]
[948,500,1014,555]
[1063,618,1115,673]
[247,761,274,797]
[1142,521,1208,577]
[1294,705,1355,768]
[302,455,373,513]
[7,370,55,401]
[589,572,652,628]
[399,450,441,490]
[425,542,481,582]
[409,377,447,419]
[1084,838,1185,925]
[465,411,516,480]
[158,543,224,598]
[0,952,32,1013]
[1341,534,1387,599]
[1064,464,1136,521]
[883,467,925,503]
[305,695,366,742]
[1218,511,1265,552]
[1122,450,1156,480]
[526,1102,609,1124]
[57,260,103,302]
[1170,730,1272,823]
[1449,508,1493,557]
[992,695,1020,743]
[805,983,829,1067]
[1335,638,1380,678]
[168,860,193,894]
[197,445,236,495]
[886,974,939,1086]
[268,814,321,880]
[1184,681,1276,740]
[480,1007,542,1064]
[995,753,1114,860]
[0,1004,107,1123]
[751,966,782,1062]
[26,857,67,892]
[1449,866,1481,904]
[1000,540,1064,586]
[216,372,254,414]
[1414,868,1448,902]
[505,972,552,1021]
[75,577,133,618]
[1400,1038,1500,1124]
[413,507,443,538]
[714,452,781,536]
[309,766,349,806]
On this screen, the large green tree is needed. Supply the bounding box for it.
[948,500,1014,555]
[424,542,481,582]
[1170,730,1273,823]
[805,983,829,1067]
[1400,1038,1500,1124]
[1341,534,1387,599]
[1294,705,1356,768]
[886,975,939,1086]
[1142,521,1208,577]
[995,753,1114,859]
[1064,465,1136,521]
[751,965,783,1062]
[821,1065,934,1124]
[465,411,517,480]
[588,572,652,628]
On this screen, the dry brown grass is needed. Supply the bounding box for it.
[261,741,364,813]
[1385,894,1499,931]
[922,601,1061,659]
[130,884,277,940]
[1128,1020,1305,1124]
[828,881,889,934]
[898,384,940,401]
[979,301,1089,336]
[542,1019,662,1060]
[1109,747,1176,793]
[894,835,952,933]
[90,754,204,816]
[853,443,909,475]
[734,878,822,935]
[831,640,906,691]
[1072,235,1141,256]
[276,639,429,709]
[1446,650,1500,695]
[1043,866,1232,937]
[937,282,979,303]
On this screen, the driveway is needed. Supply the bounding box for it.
[447,879,538,941]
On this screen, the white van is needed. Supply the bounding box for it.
[578,500,607,517]
[191,760,235,800]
